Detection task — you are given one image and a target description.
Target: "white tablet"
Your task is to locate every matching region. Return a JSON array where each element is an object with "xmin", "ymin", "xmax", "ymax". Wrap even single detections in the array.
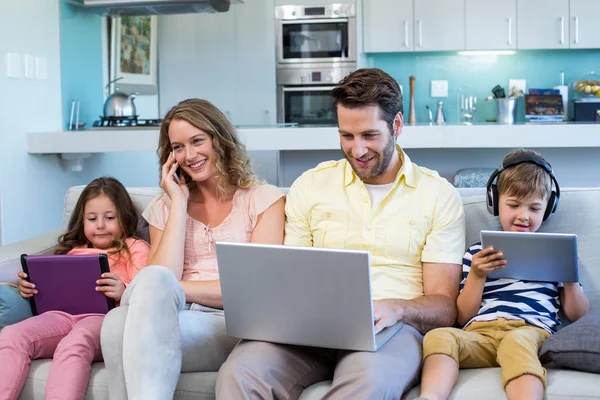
[{"xmin": 480, "ymin": 230, "xmax": 579, "ymax": 282}]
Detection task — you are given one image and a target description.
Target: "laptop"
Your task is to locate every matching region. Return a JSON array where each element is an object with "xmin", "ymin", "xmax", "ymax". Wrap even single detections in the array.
[
  {"xmin": 20, "ymin": 254, "xmax": 116, "ymax": 315},
  {"xmin": 216, "ymin": 242, "xmax": 404, "ymax": 352},
  {"xmin": 480, "ymin": 230, "xmax": 579, "ymax": 282}
]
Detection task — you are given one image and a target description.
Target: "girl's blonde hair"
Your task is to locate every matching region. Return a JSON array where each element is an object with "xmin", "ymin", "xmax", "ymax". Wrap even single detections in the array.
[
  {"xmin": 55, "ymin": 177, "xmax": 139, "ymax": 257},
  {"xmin": 157, "ymin": 98, "xmax": 257, "ymax": 199}
]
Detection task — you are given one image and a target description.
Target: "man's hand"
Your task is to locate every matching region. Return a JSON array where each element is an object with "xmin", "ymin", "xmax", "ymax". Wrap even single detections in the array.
[
  {"xmin": 17, "ymin": 271, "xmax": 37, "ymax": 298},
  {"xmin": 470, "ymin": 247, "xmax": 507, "ymax": 279},
  {"xmin": 373, "ymin": 300, "xmax": 402, "ymax": 334},
  {"xmin": 96, "ymin": 272, "xmax": 126, "ymax": 301}
]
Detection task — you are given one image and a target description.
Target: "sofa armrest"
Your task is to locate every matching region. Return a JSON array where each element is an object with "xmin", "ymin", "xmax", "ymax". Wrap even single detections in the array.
[{"xmin": 0, "ymin": 228, "xmax": 62, "ymax": 285}]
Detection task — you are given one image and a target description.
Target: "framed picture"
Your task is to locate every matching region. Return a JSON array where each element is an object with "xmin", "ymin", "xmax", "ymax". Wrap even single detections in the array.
[{"xmin": 110, "ymin": 16, "xmax": 158, "ymax": 95}]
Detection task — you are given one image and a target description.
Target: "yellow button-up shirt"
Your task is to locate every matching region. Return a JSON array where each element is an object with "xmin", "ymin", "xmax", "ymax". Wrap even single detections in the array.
[{"xmin": 284, "ymin": 147, "xmax": 465, "ymax": 300}]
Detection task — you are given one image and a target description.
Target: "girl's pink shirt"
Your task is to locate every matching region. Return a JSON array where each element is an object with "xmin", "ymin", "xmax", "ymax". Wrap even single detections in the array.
[
  {"xmin": 142, "ymin": 184, "xmax": 284, "ymax": 281},
  {"xmin": 68, "ymin": 237, "xmax": 150, "ymax": 285}
]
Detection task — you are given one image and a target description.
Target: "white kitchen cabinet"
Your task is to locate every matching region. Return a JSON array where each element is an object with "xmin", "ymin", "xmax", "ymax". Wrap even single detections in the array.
[
  {"xmin": 517, "ymin": 0, "xmax": 569, "ymax": 49},
  {"xmin": 466, "ymin": 0, "xmax": 516, "ymax": 50},
  {"xmin": 414, "ymin": 0, "xmax": 465, "ymax": 52},
  {"xmin": 158, "ymin": 0, "xmax": 276, "ymax": 126},
  {"xmin": 363, "ymin": 0, "xmax": 413, "ymax": 52},
  {"xmin": 570, "ymin": 0, "xmax": 600, "ymax": 49},
  {"xmin": 234, "ymin": 0, "xmax": 276, "ymax": 125}
]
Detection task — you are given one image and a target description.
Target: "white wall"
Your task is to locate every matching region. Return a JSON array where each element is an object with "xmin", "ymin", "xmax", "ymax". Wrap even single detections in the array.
[{"xmin": 0, "ymin": 0, "xmax": 96, "ymax": 245}]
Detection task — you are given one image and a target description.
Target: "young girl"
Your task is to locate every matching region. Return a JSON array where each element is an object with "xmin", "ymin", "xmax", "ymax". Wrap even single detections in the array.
[{"xmin": 0, "ymin": 177, "xmax": 150, "ymax": 400}]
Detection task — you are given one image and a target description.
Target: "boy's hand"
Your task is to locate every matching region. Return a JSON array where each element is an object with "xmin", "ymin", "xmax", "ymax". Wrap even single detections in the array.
[
  {"xmin": 96, "ymin": 273, "xmax": 126, "ymax": 301},
  {"xmin": 470, "ymin": 247, "xmax": 507, "ymax": 279},
  {"xmin": 17, "ymin": 271, "xmax": 37, "ymax": 298}
]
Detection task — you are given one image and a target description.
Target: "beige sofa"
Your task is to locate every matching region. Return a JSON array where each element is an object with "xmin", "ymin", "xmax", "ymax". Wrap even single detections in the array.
[{"xmin": 0, "ymin": 186, "xmax": 599, "ymax": 400}]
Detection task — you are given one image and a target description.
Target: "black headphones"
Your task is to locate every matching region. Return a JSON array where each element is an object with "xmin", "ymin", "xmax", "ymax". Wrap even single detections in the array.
[{"xmin": 486, "ymin": 152, "xmax": 560, "ymax": 221}]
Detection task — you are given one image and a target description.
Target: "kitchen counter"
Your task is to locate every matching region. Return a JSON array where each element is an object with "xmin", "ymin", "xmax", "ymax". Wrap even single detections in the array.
[{"xmin": 27, "ymin": 123, "xmax": 600, "ymax": 154}]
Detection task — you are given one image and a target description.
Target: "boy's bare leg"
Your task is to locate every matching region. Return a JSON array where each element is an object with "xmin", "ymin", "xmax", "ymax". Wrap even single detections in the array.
[
  {"xmin": 419, "ymin": 354, "xmax": 459, "ymax": 400},
  {"xmin": 505, "ymin": 374, "xmax": 544, "ymax": 400}
]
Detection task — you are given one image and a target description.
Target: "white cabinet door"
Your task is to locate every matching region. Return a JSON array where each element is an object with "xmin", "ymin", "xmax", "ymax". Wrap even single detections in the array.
[
  {"xmin": 466, "ymin": 0, "xmax": 516, "ymax": 50},
  {"xmin": 517, "ymin": 0, "xmax": 569, "ymax": 49},
  {"xmin": 158, "ymin": 12, "xmax": 237, "ymax": 118},
  {"xmin": 363, "ymin": 0, "xmax": 413, "ymax": 52},
  {"xmin": 570, "ymin": 0, "xmax": 600, "ymax": 49},
  {"xmin": 234, "ymin": 0, "xmax": 277, "ymax": 126},
  {"xmin": 414, "ymin": 0, "xmax": 465, "ymax": 52}
]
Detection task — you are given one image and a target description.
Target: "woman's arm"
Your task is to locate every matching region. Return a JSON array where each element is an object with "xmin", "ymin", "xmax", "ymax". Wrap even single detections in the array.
[
  {"xmin": 181, "ymin": 197, "xmax": 286, "ymax": 308},
  {"xmin": 560, "ymin": 283, "xmax": 589, "ymax": 323}
]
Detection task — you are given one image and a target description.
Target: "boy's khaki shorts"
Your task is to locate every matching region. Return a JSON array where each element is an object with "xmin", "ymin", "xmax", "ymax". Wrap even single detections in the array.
[{"xmin": 423, "ymin": 318, "xmax": 551, "ymax": 388}]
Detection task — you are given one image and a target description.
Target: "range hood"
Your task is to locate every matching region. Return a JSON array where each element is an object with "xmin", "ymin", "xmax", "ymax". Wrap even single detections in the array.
[{"xmin": 76, "ymin": 0, "xmax": 242, "ymax": 16}]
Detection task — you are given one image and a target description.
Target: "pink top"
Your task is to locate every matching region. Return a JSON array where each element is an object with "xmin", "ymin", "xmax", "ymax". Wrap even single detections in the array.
[
  {"xmin": 68, "ymin": 238, "xmax": 150, "ymax": 285},
  {"xmin": 142, "ymin": 184, "xmax": 285, "ymax": 281}
]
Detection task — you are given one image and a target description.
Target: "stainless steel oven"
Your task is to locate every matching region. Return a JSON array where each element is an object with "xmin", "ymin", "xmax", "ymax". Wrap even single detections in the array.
[
  {"xmin": 277, "ymin": 66, "xmax": 355, "ymax": 126},
  {"xmin": 275, "ymin": 4, "xmax": 356, "ymax": 67}
]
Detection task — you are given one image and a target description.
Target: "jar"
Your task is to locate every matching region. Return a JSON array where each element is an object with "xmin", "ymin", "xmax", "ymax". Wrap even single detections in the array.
[{"xmin": 571, "ymin": 71, "xmax": 600, "ymax": 99}]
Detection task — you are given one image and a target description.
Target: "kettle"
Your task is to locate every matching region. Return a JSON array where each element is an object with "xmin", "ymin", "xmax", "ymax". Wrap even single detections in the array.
[{"xmin": 103, "ymin": 77, "xmax": 137, "ymax": 118}]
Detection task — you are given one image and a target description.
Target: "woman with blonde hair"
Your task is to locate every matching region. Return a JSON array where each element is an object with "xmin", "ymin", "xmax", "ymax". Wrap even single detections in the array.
[{"xmin": 100, "ymin": 99, "xmax": 285, "ymax": 399}]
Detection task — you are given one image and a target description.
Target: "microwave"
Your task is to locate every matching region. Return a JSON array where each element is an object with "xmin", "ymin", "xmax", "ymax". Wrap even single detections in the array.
[{"xmin": 275, "ymin": 4, "xmax": 357, "ymax": 67}]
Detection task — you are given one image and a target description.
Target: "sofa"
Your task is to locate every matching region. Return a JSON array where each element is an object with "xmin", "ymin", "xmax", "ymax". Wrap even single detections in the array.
[{"xmin": 0, "ymin": 185, "xmax": 599, "ymax": 400}]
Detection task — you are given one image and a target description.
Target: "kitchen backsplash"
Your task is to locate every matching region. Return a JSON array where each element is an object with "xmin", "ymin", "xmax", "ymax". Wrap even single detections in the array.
[{"xmin": 367, "ymin": 49, "xmax": 600, "ymax": 124}]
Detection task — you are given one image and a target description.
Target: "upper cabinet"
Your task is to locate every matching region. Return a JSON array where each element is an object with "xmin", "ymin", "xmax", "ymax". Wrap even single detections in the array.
[
  {"xmin": 569, "ymin": 0, "xmax": 600, "ymax": 49},
  {"xmin": 363, "ymin": 0, "xmax": 414, "ymax": 52},
  {"xmin": 414, "ymin": 0, "xmax": 465, "ymax": 52},
  {"xmin": 466, "ymin": 0, "xmax": 516, "ymax": 50},
  {"xmin": 517, "ymin": 0, "xmax": 570, "ymax": 49}
]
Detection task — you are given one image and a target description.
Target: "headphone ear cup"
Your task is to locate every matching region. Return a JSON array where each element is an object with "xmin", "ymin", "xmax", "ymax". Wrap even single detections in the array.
[
  {"xmin": 488, "ymin": 184, "xmax": 499, "ymax": 216},
  {"xmin": 543, "ymin": 191, "xmax": 558, "ymax": 221}
]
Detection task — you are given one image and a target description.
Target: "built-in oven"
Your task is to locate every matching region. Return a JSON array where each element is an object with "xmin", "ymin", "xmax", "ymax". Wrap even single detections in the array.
[
  {"xmin": 275, "ymin": 4, "xmax": 356, "ymax": 67},
  {"xmin": 277, "ymin": 66, "xmax": 356, "ymax": 126}
]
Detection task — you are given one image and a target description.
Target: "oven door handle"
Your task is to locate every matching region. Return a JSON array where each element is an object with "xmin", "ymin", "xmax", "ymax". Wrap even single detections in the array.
[
  {"xmin": 281, "ymin": 18, "xmax": 348, "ymax": 25},
  {"xmin": 282, "ymin": 86, "xmax": 337, "ymax": 92}
]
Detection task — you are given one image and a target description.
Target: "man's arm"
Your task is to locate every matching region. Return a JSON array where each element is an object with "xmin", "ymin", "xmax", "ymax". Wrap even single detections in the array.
[{"xmin": 374, "ymin": 261, "xmax": 461, "ymax": 334}]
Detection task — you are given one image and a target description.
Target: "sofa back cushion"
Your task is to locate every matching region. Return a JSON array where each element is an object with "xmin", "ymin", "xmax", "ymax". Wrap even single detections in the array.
[{"xmin": 63, "ymin": 186, "xmax": 599, "ymax": 312}]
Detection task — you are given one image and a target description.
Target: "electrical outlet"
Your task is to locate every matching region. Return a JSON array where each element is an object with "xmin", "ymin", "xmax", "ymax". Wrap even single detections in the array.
[
  {"xmin": 24, "ymin": 55, "xmax": 35, "ymax": 79},
  {"xmin": 431, "ymin": 80, "xmax": 448, "ymax": 98}
]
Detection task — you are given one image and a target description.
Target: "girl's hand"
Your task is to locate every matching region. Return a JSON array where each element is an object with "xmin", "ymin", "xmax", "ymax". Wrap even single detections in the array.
[
  {"xmin": 160, "ymin": 152, "xmax": 189, "ymax": 203},
  {"xmin": 17, "ymin": 271, "xmax": 37, "ymax": 298},
  {"xmin": 96, "ymin": 272, "xmax": 126, "ymax": 301},
  {"xmin": 470, "ymin": 246, "xmax": 507, "ymax": 279}
]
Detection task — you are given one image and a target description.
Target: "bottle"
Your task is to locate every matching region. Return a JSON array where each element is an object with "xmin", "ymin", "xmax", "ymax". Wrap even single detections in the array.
[
  {"xmin": 435, "ymin": 101, "xmax": 446, "ymax": 125},
  {"xmin": 554, "ymin": 71, "xmax": 568, "ymax": 120}
]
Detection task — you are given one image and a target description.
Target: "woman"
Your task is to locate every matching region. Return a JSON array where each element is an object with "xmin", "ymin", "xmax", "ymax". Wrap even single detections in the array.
[{"xmin": 100, "ymin": 99, "xmax": 285, "ymax": 399}]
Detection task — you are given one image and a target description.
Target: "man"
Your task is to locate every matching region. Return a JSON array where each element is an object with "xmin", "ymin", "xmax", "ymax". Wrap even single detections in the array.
[{"xmin": 216, "ymin": 68, "xmax": 466, "ymax": 399}]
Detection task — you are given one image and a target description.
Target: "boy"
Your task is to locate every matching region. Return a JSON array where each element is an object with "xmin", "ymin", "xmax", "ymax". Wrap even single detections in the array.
[{"xmin": 416, "ymin": 149, "xmax": 589, "ymax": 400}]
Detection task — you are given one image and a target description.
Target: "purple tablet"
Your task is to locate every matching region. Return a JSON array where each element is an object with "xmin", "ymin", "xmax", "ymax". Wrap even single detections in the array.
[{"xmin": 20, "ymin": 254, "xmax": 116, "ymax": 315}]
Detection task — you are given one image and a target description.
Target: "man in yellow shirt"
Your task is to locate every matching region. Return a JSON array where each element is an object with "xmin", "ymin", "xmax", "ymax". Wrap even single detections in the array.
[{"xmin": 217, "ymin": 68, "xmax": 466, "ymax": 399}]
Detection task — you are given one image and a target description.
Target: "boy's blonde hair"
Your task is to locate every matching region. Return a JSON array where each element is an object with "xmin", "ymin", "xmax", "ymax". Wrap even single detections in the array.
[{"xmin": 497, "ymin": 149, "xmax": 552, "ymax": 201}]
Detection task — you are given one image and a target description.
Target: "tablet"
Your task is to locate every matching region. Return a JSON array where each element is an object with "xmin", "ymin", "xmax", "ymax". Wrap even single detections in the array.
[
  {"xmin": 480, "ymin": 230, "xmax": 579, "ymax": 282},
  {"xmin": 20, "ymin": 254, "xmax": 116, "ymax": 315}
]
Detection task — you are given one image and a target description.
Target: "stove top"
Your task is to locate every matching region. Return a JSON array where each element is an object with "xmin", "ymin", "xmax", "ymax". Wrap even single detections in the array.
[{"xmin": 91, "ymin": 116, "xmax": 162, "ymax": 128}]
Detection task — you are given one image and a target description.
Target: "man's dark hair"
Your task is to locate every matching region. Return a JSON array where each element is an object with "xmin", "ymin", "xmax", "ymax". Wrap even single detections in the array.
[{"xmin": 331, "ymin": 68, "xmax": 403, "ymax": 133}]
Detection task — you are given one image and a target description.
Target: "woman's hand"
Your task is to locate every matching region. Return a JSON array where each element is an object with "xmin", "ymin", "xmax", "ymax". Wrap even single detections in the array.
[
  {"xmin": 470, "ymin": 246, "xmax": 507, "ymax": 279},
  {"xmin": 17, "ymin": 271, "xmax": 37, "ymax": 298},
  {"xmin": 160, "ymin": 152, "xmax": 190, "ymax": 203},
  {"xmin": 96, "ymin": 272, "xmax": 126, "ymax": 301}
]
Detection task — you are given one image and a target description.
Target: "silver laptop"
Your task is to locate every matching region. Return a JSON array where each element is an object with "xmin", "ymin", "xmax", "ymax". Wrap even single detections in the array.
[
  {"xmin": 480, "ymin": 230, "xmax": 579, "ymax": 282},
  {"xmin": 216, "ymin": 242, "xmax": 404, "ymax": 352}
]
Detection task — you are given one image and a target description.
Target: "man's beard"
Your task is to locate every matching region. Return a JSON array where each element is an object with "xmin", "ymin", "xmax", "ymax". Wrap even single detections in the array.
[{"xmin": 344, "ymin": 134, "xmax": 396, "ymax": 181}]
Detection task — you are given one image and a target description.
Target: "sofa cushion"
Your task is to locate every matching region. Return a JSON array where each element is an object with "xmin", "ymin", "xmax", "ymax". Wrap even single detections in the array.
[
  {"xmin": 539, "ymin": 313, "xmax": 600, "ymax": 373},
  {"xmin": 0, "ymin": 284, "xmax": 32, "ymax": 331}
]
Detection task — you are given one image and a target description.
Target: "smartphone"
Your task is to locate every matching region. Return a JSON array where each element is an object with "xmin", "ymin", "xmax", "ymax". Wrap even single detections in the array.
[{"xmin": 171, "ymin": 150, "xmax": 181, "ymax": 184}]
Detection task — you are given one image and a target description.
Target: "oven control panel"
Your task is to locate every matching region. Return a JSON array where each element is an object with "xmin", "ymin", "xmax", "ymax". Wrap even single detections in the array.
[{"xmin": 277, "ymin": 67, "xmax": 356, "ymax": 86}]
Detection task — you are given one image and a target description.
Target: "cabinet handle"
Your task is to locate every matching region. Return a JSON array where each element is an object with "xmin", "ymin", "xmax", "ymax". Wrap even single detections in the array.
[
  {"xmin": 418, "ymin": 20, "xmax": 423, "ymax": 47},
  {"xmin": 404, "ymin": 20, "xmax": 409, "ymax": 47},
  {"xmin": 574, "ymin": 16, "xmax": 579, "ymax": 44},
  {"xmin": 507, "ymin": 17, "xmax": 512, "ymax": 46},
  {"xmin": 560, "ymin": 17, "xmax": 565, "ymax": 44}
]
